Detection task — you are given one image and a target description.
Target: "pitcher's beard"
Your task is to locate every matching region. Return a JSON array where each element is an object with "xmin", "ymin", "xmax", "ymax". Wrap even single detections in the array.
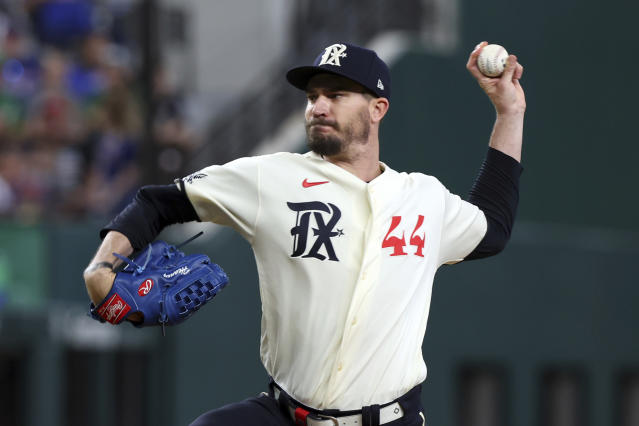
[
  {"xmin": 307, "ymin": 132, "xmax": 344, "ymax": 157},
  {"xmin": 306, "ymin": 109, "xmax": 371, "ymax": 157}
]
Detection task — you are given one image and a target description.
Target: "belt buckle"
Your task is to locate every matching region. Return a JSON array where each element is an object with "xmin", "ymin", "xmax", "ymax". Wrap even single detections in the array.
[
  {"xmin": 294, "ymin": 407, "xmax": 339, "ymax": 426},
  {"xmin": 276, "ymin": 385, "xmax": 340, "ymax": 426},
  {"xmin": 312, "ymin": 413, "xmax": 339, "ymax": 426}
]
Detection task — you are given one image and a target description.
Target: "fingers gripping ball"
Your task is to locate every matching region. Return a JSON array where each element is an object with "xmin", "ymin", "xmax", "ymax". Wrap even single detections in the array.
[
  {"xmin": 477, "ymin": 44, "xmax": 509, "ymax": 77},
  {"xmin": 89, "ymin": 238, "xmax": 228, "ymax": 335}
]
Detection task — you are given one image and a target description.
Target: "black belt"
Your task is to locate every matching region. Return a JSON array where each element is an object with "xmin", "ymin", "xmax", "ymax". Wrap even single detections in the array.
[{"xmin": 269, "ymin": 381, "xmax": 424, "ymax": 426}]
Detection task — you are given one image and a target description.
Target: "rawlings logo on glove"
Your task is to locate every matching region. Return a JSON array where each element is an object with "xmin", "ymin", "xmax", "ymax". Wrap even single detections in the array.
[
  {"xmin": 138, "ymin": 279, "xmax": 154, "ymax": 296},
  {"xmin": 163, "ymin": 266, "xmax": 190, "ymax": 278},
  {"xmin": 98, "ymin": 294, "xmax": 131, "ymax": 323},
  {"xmin": 89, "ymin": 233, "xmax": 228, "ymax": 335}
]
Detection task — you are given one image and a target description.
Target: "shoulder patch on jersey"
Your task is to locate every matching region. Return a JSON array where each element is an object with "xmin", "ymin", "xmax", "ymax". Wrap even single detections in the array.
[{"xmin": 184, "ymin": 172, "xmax": 207, "ymax": 184}]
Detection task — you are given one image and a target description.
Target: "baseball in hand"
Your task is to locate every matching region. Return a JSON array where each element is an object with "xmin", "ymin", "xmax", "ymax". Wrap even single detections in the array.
[{"xmin": 477, "ymin": 44, "xmax": 509, "ymax": 77}]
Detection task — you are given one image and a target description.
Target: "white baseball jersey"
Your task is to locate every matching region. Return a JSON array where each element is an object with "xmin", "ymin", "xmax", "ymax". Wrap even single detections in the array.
[{"xmin": 184, "ymin": 151, "xmax": 487, "ymax": 410}]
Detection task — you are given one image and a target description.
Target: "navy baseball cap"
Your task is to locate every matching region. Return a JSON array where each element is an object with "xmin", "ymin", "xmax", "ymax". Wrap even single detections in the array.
[{"xmin": 286, "ymin": 43, "xmax": 391, "ymax": 100}]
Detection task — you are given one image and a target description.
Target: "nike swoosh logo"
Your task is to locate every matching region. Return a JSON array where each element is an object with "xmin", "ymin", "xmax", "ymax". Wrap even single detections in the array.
[{"xmin": 302, "ymin": 178, "xmax": 330, "ymax": 188}]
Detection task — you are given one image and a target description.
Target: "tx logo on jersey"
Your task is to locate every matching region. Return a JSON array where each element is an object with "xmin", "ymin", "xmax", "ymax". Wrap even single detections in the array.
[
  {"xmin": 287, "ymin": 201, "xmax": 342, "ymax": 261},
  {"xmin": 318, "ymin": 44, "xmax": 347, "ymax": 67}
]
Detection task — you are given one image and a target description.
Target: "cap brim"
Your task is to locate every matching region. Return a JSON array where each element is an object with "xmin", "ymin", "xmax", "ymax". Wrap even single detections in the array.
[{"xmin": 286, "ymin": 66, "xmax": 352, "ymax": 92}]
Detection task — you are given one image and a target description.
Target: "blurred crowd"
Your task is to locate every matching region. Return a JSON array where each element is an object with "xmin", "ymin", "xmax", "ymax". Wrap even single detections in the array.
[{"xmin": 0, "ymin": 0, "xmax": 196, "ymax": 222}]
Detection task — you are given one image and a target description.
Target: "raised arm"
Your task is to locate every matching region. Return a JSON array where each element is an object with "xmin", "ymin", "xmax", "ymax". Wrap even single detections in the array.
[
  {"xmin": 464, "ymin": 42, "xmax": 526, "ymax": 260},
  {"xmin": 466, "ymin": 41, "xmax": 526, "ymax": 162}
]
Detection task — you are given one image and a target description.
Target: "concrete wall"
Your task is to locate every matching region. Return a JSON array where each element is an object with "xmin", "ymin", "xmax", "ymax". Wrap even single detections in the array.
[{"xmin": 160, "ymin": 0, "xmax": 293, "ymax": 120}]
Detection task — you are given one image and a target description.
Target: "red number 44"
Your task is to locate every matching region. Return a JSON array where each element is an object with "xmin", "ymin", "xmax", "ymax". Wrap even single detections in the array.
[{"xmin": 382, "ymin": 215, "xmax": 426, "ymax": 257}]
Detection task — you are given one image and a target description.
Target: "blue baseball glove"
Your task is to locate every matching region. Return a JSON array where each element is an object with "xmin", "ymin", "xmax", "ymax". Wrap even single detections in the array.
[{"xmin": 89, "ymin": 235, "xmax": 228, "ymax": 335}]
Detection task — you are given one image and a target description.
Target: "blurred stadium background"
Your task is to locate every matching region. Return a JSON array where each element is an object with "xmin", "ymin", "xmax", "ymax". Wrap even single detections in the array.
[{"xmin": 0, "ymin": 0, "xmax": 638, "ymax": 425}]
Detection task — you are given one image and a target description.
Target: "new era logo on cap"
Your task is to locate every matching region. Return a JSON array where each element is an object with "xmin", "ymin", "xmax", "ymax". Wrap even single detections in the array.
[{"xmin": 286, "ymin": 42, "xmax": 391, "ymax": 99}]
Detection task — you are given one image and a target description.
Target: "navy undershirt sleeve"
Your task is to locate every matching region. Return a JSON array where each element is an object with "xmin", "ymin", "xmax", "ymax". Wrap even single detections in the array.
[
  {"xmin": 99, "ymin": 182, "xmax": 199, "ymax": 251},
  {"xmin": 465, "ymin": 147, "xmax": 523, "ymax": 260}
]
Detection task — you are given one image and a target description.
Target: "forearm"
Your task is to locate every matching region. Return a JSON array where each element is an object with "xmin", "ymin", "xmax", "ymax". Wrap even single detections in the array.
[
  {"xmin": 83, "ymin": 231, "xmax": 133, "ymax": 304},
  {"xmin": 466, "ymin": 42, "xmax": 526, "ymax": 163},
  {"xmin": 488, "ymin": 110, "xmax": 524, "ymax": 163}
]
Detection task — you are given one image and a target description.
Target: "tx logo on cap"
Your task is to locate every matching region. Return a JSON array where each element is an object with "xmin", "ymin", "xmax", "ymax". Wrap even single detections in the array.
[{"xmin": 319, "ymin": 44, "xmax": 347, "ymax": 67}]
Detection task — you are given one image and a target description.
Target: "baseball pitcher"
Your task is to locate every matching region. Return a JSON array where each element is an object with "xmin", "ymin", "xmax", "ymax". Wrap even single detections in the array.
[{"xmin": 83, "ymin": 41, "xmax": 525, "ymax": 426}]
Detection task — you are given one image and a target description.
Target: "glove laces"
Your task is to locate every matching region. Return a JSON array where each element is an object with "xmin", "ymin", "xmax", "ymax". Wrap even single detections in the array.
[{"xmin": 112, "ymin": 246, "xmax": 153, "ymax": 275}]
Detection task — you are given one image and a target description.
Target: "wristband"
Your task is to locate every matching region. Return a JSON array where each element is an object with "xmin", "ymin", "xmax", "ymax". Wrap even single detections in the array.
[{"xmin": 86, "ymin": 261, "xmax": 114, "ymax": 273}]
